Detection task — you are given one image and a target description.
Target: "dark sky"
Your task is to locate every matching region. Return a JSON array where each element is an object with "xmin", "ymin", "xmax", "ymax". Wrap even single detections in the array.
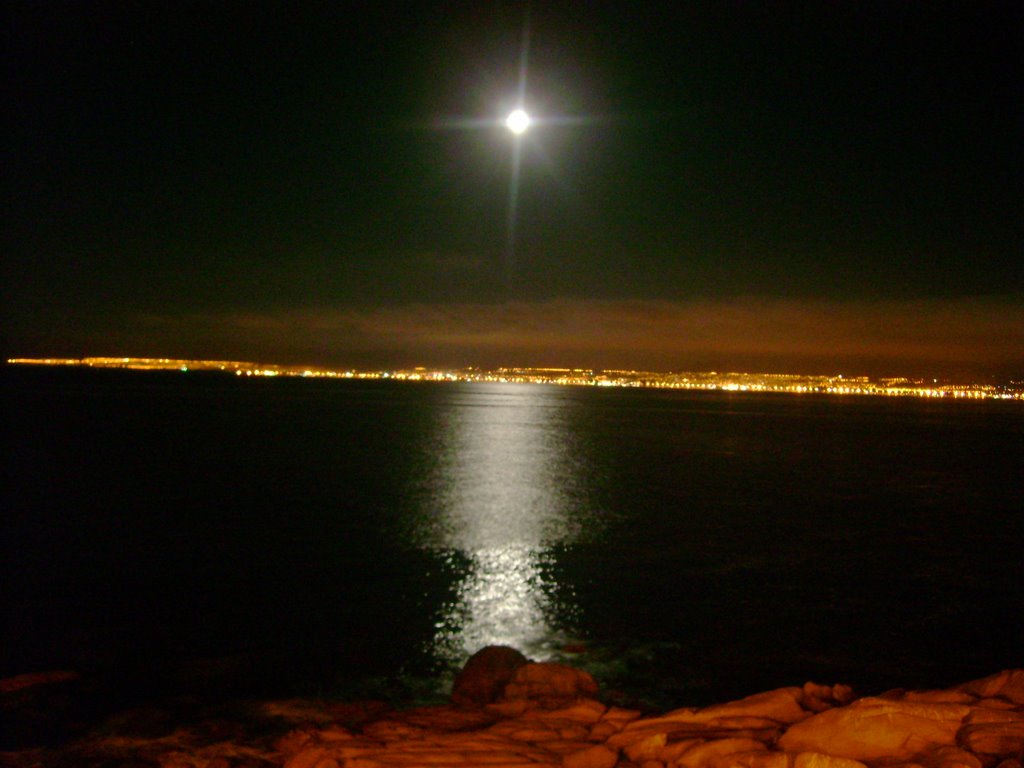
[{"xmin": 4, "ymin": 1, "xmax": 1022, "ymax": 377}]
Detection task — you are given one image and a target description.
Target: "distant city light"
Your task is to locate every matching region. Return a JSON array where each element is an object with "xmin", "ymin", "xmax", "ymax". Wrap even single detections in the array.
[
  {"xmin": 5, "ymin": 358, "xmax": 1020, "ymax": 400},
  {"xmin": 506, "ymin": 109, "xmax": 531, "ymax": 134}
]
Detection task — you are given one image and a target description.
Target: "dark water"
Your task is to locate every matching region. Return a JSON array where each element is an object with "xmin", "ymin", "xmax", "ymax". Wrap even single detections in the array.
[{"xmin": 3, "ymin": 367, "xmax": 1022, "ymax": 708}]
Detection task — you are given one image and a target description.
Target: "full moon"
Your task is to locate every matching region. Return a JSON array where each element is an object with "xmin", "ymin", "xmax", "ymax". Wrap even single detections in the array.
[{"xmin": 506, "ymin": 109, "xmax": 531, "ymax": 134}]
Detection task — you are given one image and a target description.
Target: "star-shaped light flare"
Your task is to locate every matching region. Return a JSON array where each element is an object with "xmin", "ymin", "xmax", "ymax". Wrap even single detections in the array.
[{"xmin": 419, "ymin": 7, "xmax": 608, "ymax": 281}]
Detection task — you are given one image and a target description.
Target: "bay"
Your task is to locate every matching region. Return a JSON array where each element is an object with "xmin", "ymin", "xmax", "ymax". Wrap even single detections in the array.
[{"xmin": 3, "ymin": 366, "xmax": 1022, "ymax": 707}]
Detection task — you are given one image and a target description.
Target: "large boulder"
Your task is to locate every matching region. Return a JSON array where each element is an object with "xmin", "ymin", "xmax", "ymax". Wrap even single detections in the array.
[
  {"xmin": 502, "ymin": 662, "xmax": 599, "ymax": 702},
  {"xmin": 777, "ymin": 697, "xmax": 970, "ymax": 762},
  {"xmin": 451, "ymin": 646, "xmax": 529, "ymax": 706}
]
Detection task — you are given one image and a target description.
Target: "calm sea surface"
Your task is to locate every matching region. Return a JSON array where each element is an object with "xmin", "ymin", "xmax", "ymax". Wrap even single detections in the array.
[{"xmin": 3, "ymin": 367, "xmax": 1022, "ymax": 707}]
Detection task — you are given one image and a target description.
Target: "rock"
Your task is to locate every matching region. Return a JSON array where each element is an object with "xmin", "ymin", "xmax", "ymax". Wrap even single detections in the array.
[
  {"xmin": 623, "ymin": 686, "xmax": 808, "ymax": 735},
  {"xmin": 556, "ymin": 724, "xmax": 591, "ymax": 741},
  {"xmin": 959, "ymin": 703, "xmax": 1024, "ymax": 757},
  {"xmin": 957, "ymin": 720, "xmax": 1024, "ymax": 759},
  {"xmin": 362, "ymin": 720, "xmax": 426, "ymax": 740},
  {"xmin": 696, "ymin": 687, "xmax": 808, "ymax": 725},
  {"xmin": 563, "ymin": 744, "xmax": 619, "ymax": 768},
  {"xmin": 499, "ymin": 722, "xmax": 563, "ymax": 742},
  {"xmin": 976, "ymin": 699, "xmax": 1019, "ymax": 711},
  {"xmin": 536, "ymin": 699, "xmax": 607, "ymax": 725},
  {"xmin": 792, "ymin": 752, "xmax": 868, "ymax": 768},
  {"xmin": 101, "ymin": 706, "xmax": 177, "ymax": 739},
  {"xmin": 957, "ymin": 671, "xmax": 1024, "ymax": 706},
  {"xmin": 538, "ymin": 738, "xmax": 595, "ymax": 755},
  {"xmin": 588, "ymin": 705, "xmax": 642, "ymax": 741},
  {"xmin": 601, "ymin": 706, "xmax": 644, "ymax": 725},
  {"xmin": 801, "ymin": 683, "xmax": 837, "ymax": 713},
  {"xmin": 657, "ymin": 738, "xmax": 704, "ymax": 762},
  {"xmin": 919, "ymin": 745, "xmax": 983, "ymax": 768},
  {"xmin": 588, "ymin": 720, "xmax": 620, "ymax": 741},
  {"xmin": 284, "ymin": 746, "xmax": 328, "ymax": 768},
  {"xmin": 486, "ymin": 699, "xmax": 533, "ymax": 718},
  {"xmin": 260, "ymin": 698, "xmax": 391, "ymax": 728},
  {"xmin": 777, "ymin": 697, "xmax": 970, "ymax": 762},
  {"xmin": 396, "ymin": 704, "xmax": 498, "ymax": 732},
  {"xmin": 7, "ymin": 663, "xmax": 1024, "ymax": 768},
  {"xmin": 0, "ymin": 668, "xmax": 91, "ymax": 749},
  {"xmin": 319, "ymin": 725, "xmax": 355, "ymax": 742},
  {"xmin": 275, "ymin": 727, "xmax": 317, "ymax": 755},
  {"xmin": 882, "ymin": 690, "xmax": 978, "ymax": 706},
  {"xmin": 964, "ymin": 708, "xmax": 1024, "ymax": 725},
  {"xmin": 610, "ymin": 721, "xmax": 780, "ymax": 751},
  {"xmin": 325, "ymin": 700, "xmax": 394, "ymax": 729},
  {"xmin": 0, "ymin": 671, "xmax": 80, "ymax": 694},
  {"xmin": 452, "ymin": 646, "xmax": 530, "ymax": 706},
  {"xmin": 623, "ymin": 732, "xmax": 667, "ymax": 762},
  {"xmin": 719, "ymin": 751, "xmax": 793, "ymax": 768},
  {"xmin": 672, "ymin": 736, "xmax": 767, "ymax": 767},
  {"xmin": 502, "ymin": 663, "xmax": 599, "ymax": 702},
  {"xmin": 802, "ymin": 683, "xmax": 856, "ymax": 713}
]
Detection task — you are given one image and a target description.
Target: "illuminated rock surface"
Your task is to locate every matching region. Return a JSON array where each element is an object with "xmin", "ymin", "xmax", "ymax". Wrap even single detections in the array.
[
  {"xmin": 452, "ymin": 646, "xmax": 530, "ymax": 706},
  {"xmin": 2, "ymin": 657, "xmax": 1023, "ymax": 767},
  {"xmin": 776, "ymin": 697, "xmax": 969, "ymax": 760}
]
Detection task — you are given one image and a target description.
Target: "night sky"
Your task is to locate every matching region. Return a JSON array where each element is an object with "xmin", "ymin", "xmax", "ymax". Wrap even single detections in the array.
[{"xmin": 4, "ymin": 2, "xmax": 1022, "ymax": 378}]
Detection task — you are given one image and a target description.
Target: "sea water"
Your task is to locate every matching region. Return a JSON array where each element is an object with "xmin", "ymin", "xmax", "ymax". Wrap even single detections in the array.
[{"xmin": 3, "ymin": 367, "xmax": 1022, "ymax": 707}]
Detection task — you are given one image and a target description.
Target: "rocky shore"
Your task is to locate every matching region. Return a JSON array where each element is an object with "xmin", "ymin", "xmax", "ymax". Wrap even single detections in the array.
[{"xmin": 2, "ymin": 647, "xmax": 1022, "ymax": 768}]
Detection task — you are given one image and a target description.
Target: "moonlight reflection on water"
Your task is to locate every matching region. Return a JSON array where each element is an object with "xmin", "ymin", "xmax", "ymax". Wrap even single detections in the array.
[
  {"xmin": 416, "ymin": 384, "xmax": 594, "ymax": 662},
  {"xmin": 433, "ymin": 545, "xmax": 559, "ymax": 662}
]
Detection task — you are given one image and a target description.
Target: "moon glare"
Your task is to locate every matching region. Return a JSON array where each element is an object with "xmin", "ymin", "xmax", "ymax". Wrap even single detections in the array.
[{"xmin": 506, "ymin": 109, "xmax": 531, "ymax": 134}]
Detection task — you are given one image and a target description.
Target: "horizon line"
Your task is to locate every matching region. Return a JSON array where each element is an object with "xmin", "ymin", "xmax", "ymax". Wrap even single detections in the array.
[{"xmin": 7, "ymin": 357, "xmax": 1022, "ymax": 401}]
